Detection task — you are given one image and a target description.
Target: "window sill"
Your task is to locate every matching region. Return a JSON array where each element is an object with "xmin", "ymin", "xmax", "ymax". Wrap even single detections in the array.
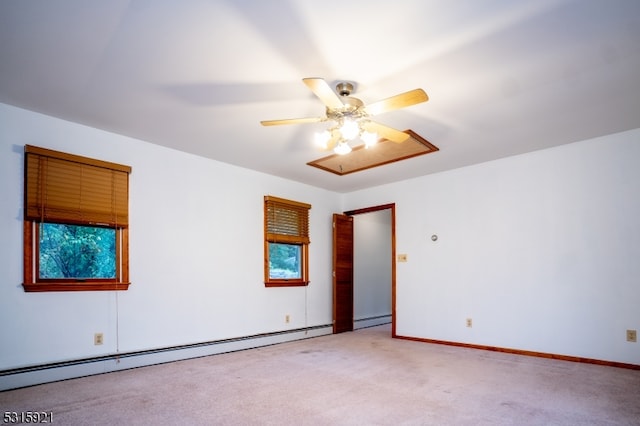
[
  {"xmin": 265, "ymin": 281, "xmax": 309, "ymax": 288},
  {"xmin": 23, "ymin": 282, "xmax": 131, "ymax": 292}
]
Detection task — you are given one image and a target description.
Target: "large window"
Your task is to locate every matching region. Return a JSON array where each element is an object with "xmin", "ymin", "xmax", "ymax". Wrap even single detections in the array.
[
  {"xmin": 264, "ymin": 196, "xmax": 311, "ymax": 287},
  {"xmin": 23, "ymin": 145, "xmax": 131, "ymax": 292}
]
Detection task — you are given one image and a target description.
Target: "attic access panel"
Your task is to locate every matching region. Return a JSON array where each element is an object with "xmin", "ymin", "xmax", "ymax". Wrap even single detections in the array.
[{"xmin": 307, "ymin": 130, "xmax": 438, "ymax": 176}]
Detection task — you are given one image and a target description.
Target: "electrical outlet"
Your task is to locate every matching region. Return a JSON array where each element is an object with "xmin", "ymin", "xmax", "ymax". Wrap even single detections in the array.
[
  {"xmin": 466, "ymin": 318, "xmax": 473, "ymax": 328},
  {"xmin": 397, "ymin": 254, "xmax": 408, "ymax": 262},
  {"xmin": 94, "ymin": 333, "xmax": 104, "ymax": 345},
  {"xmin": 285, "ymin": 315, "xmax": 290, "ymax": 324},
  {"xmin": 627, "ymin": 329, "xmax": 637, "ymax": 343}
]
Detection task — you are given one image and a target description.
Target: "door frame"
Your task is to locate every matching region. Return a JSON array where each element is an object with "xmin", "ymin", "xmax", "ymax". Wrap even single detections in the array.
[{"xmin": 339, "ymin": 203, "xmax": 396, "ymax": 336}]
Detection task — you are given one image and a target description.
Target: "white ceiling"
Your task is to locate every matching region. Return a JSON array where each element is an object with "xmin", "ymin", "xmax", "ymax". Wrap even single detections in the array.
[{"xmin": 1, "ymin": 0, "xmax": 639, "ymax": 193}]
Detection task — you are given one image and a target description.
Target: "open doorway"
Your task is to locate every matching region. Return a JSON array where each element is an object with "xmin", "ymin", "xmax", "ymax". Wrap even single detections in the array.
[
  {"xmin": 353, "ymin": 209, "xmax": 392, "ymax": 329},
  {"xmin": 332, "ymin": 204, "xmax": 396, "ymax": 335}
]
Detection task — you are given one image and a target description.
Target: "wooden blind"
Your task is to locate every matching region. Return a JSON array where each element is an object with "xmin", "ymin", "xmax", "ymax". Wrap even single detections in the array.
[
  {"xmin": 264, "ymin": 196, "xmax": 311, "ymax": 244},
  {"xmin": 24, "ymin": 145, "xmax": 131, "ymax": 227}
]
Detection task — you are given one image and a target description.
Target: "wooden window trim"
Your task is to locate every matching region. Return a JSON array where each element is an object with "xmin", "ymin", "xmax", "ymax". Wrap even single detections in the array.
[
  {"xmin": 264, "ymin": 196, "xmax": 311, "ymax": 287},
  {"xmin": 22, "ymin": 145, "xmax": 131, "ymax": 292}
]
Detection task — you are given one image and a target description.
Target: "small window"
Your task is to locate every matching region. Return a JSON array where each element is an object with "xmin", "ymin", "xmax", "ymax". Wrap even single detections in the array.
[
  {"xmin": 23, "ymin": 145, "xmax": 131, "ymax": 292},
  {"xmin": 264, "ymin": 196, "xmax": 311, "ymax": 287}
]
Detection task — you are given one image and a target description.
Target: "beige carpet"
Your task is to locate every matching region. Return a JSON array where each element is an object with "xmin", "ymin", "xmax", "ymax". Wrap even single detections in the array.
[{"xmin": 2, "ymin": 325, "xmax": 639, "ymax": 425}]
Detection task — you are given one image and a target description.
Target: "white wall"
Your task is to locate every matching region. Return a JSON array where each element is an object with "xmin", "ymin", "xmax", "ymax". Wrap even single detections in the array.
[
  {"xmin": 354, "ymin": 210, "xmax": 392, "ymax": 323},
  {"xmin": 346, "ymin": 129, "xmax": 640, "ymax": 365},
  {"xmin": 2, "ymin": 101, "xmax": 638, "ymax": 380},
  {"xmin": 0, "ymin": 103, "xmax": 341, "ymax": 372}
]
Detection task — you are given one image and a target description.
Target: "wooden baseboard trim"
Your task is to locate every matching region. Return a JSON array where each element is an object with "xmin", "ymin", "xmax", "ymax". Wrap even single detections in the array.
[{"xmin": 395, "ymin": 335, "xmax": 640, "ymax": 370}]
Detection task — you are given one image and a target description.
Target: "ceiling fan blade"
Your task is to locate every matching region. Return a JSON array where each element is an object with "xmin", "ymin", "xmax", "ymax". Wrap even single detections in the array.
[
  {"xmin": 363, "ymin": 121, "xmax": 410, "ymax": 143},
  {"xmin": 260, "ymin": 117, "xmax": 323, "ymax": 126},
  {"xmin": 302, "ymin": 77, "xmax": 344, "ymax": 110},
  {"xmin": 363, "ymin": 88, "xmax": 428, "ymax": 116}
]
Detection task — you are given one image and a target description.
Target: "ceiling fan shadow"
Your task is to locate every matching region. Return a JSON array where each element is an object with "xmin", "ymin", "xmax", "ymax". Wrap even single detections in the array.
[
  {"xmin": 162, "ymin": 82, "xmax": 307, "ymax": 106},
  {"xmin": 224, "ymin": 0, "xmax": 332, "ymax": 77}
]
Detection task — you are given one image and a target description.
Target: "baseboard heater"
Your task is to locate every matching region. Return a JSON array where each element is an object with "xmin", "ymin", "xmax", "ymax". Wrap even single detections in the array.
[
  {"xmin": 354, "ymin": 314, "xmax": 392, "ymax": 330},
  {"xmin": 0, "ymin": 324, "xmax": 333, "ymax": 391}
]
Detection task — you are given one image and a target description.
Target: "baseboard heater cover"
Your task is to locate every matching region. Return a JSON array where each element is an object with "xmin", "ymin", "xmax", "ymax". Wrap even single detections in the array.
[
  {"xmin": 354, "ymin": 314, "xmax": 392, "ymax": 330},
  {"xmin": 0, "ymin": 324, "xmax": 333, "ymax": 391}
]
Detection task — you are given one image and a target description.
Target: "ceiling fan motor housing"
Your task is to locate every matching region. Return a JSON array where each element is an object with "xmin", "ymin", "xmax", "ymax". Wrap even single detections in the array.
[{"xmin": 326, "ymin": 96, "xmax": 365, "ymax": 121}]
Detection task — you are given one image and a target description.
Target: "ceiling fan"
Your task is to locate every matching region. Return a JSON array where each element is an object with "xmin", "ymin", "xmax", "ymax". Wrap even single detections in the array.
[{"xmin": 260, "ymin": 78, "xmax": 428, "ymax": 154}]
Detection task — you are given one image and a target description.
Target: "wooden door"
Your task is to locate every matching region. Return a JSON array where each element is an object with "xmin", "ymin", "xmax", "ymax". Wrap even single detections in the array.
[{"xmin": 333, "ymin": 213, "xmax": 354, "ymax": 333}]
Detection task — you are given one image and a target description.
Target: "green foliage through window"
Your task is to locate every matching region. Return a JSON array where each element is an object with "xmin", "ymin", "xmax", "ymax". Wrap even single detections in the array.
[
  {"xmin": 268, "ymin": 243, "xmax": 301, "ymax": 279},
  {"xmin": 39, "ymin": 223, "xmax": 116, "ymax": 279}
]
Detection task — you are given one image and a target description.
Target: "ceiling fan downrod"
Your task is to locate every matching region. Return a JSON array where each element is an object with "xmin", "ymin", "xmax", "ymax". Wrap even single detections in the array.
[{"xmin": 335, "ymin": 82, "xmax": 354, "ymax": 97}]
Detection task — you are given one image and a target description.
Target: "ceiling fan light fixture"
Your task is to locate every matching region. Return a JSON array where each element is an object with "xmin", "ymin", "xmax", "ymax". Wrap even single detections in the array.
[
  {"xmin": 339, "ymin": 119, "xmax": 360, "ymax": 140},
  {"xmin": 334, "ymin": 141, "xmax": 352, "ymax": 155},
  {"xmin": 314, "ymin": 130, "xmax": 331, "ymax": 149},
  {"xmin": 361, "ymin": 130, "xmax": 378, "ymax": 148}
]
